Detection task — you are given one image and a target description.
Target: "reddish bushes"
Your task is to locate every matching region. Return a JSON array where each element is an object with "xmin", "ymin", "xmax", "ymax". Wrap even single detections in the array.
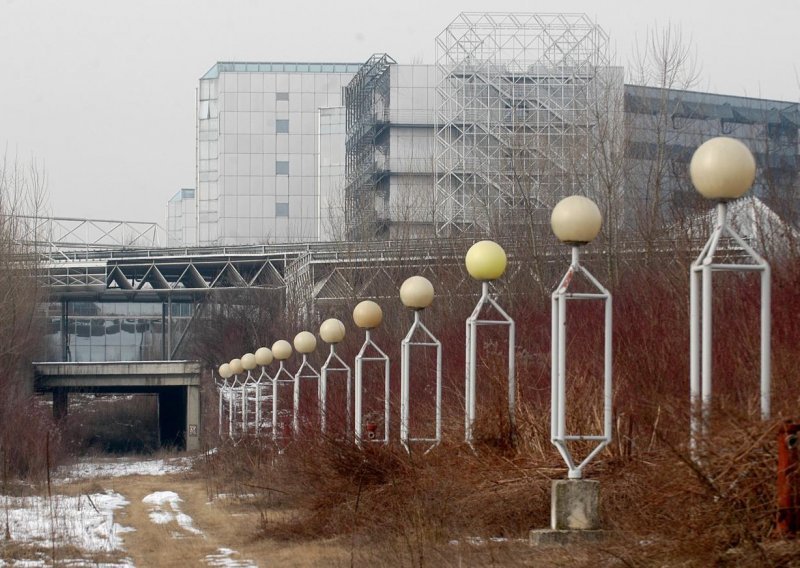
[{"xmin": 198, "ymin": 251, "xmax": 800, "ymax": 564}]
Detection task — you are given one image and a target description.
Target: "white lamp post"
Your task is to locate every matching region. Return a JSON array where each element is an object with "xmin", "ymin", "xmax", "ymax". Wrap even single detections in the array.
[
  {"xmin": 253, "ymin": 347, "xmax": 273, "ymax": 435},
  {"xmin": 319, "ymin": 318, "xmax": 351, "ymax": 435},
  {"xmin": 353, "ymin": 300, "xmax": 390, "ymax": 447},
  {"xmin": 217, "ymin": 363, "xmax": 233, "ymax": 437},
  {"xmin": 550, "ymin": 195, "xmax": 612, "ymax": 480},
  {"xmin": 240, "ymin": 352, "xmax": 257, "ymax": 434},
  {"xmin": 399, "ymin": 275, "xmax": 442, "ymax": 453},
  {"xmin": 464, "ymin": 240, "xmax": 515, "ymax": 448},
  {"xmin": 228, "ymin": 358, "xmax": 244, "ymax": 438},
  {"xmin": 271, "ymin": 339, "xmax": 294, "ymax": 443},
  {"xmin": 293, "ymin": 331, "xmax": 320, "ymax": 435},
  {"xmin": 688, "ymin": 137, "xmax": 770, "ymax": 453}
]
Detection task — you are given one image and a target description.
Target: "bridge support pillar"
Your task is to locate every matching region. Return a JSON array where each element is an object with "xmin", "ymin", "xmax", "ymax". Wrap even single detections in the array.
[
  {"xmin": 53, "ymin": 389, "xmax": 69, "ymax": 420},
  {"xmin": 186, "ymin": 385, "xmax": 200, "ymax": 451},
  {"xmin": 158, "ymin": 388, "xmax": 186, "ymax": 449}
]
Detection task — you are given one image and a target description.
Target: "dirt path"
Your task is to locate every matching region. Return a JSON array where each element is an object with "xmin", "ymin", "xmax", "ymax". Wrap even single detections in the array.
[{"xmin": 66, "ymin": 472, "xmax": 348, "ymax": 567}]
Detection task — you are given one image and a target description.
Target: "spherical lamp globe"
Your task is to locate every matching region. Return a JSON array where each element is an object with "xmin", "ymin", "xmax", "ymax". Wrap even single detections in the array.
[
  {"xmin": 218, "ymin": 363, "xmax": 232, "ymax": 379},
  {"xmin": 254, "ymin": 347, "xmax": 273, "ymax": 366},
  {"xmin": 465, "ymin": 240, "xmax": 507, "ymax": 281},
  {"xmin": 690, "ymin": 137, "xmax": 756, "ymax": 201},
  {"xmin": 271, "ymin": 340, "xmax": 293, "ymax": 361},
  {"xmin": 229, "ymin": 358, "xmax": 244, "ymax": 375},
  {"xmin": 353, "ymin": 300, "xmax": 383, "ymax": 329},
  {"xmin": 551, "ymin": 196, "xmax": 602, "ymax": 245},
  {"xmin": 400, "ymin": 275, "xmax": 435, "ymax": 310},
  {"xmin": 319, "ymin": 318, "xmax": 346, "ymax": 344},
  {"xmin": 293, "ymin": 331, "xmax": 317, "ymax": 354},
  {"xmin": 241, "ymin": 352, "xmax": 257, "ymax": 371}
]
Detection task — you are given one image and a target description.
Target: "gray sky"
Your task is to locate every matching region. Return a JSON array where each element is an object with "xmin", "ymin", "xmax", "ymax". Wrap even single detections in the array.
[{"xmin": 2, "ymin": 0, "xmax": 798, "ymax": 225}]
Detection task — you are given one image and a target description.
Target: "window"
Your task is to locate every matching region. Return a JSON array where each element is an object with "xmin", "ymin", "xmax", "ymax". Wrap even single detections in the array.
[
  {"xmin": 276, "ymin": 160, "xmax": 289, "ymax": 175},
  {"xmin": 276, "ymin": 119, "xmax": 289, "ymax": 133},
  {"xmin": 276, "ymin": 92, "xmax": 289, "ymax": 101},
  {"xmin": 276, "ymin": 202, "xmax": 289, "ymax": 217}
]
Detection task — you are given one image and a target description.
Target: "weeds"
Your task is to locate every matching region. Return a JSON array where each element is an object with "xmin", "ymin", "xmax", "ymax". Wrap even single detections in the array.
[{"xmin": 193, "ymin": 247, "xmax": 800, "ymax": 565}]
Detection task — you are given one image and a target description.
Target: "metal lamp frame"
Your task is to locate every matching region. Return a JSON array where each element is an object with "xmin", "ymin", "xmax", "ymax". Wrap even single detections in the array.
[
  {"xmin": 253, "ymin": 366, "xmax": 272, "ymax": 436},
  {"xmin": 320, "ymin": 344, "xmax": 352, "ymax": 435},
  {"xmin": 354, "ymin": 329, "xmax": 390, "ymax": 447},
  {"xmin": 271, "ymin": 361, "xmax": 295, "ymax": 442},
  {"xmin": 240, "ymin": 370, "xmax": 256, "ymax": 435},
  {"xmin": 690, "ymin": 201, "xmax": 771, "ymax": 452},
  {"xmin": 400, "ymin": 310, "xmax": 442, "ymax": 453},
  {"xmin": 465, "ymin": 281, "xmax": 515, "ymax": 447},
  {"xmin": 293, "ymin": 354, "xmax": 320, "ymax": 434},
  {"xmin": 551, "ymin": 246, "xmax": 613, "ymax": 479}
]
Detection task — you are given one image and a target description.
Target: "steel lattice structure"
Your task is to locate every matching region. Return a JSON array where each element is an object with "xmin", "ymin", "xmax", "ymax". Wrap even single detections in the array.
[{"xmin": 434, "ymin": 13, "xmax": 610, "ymax": 234}]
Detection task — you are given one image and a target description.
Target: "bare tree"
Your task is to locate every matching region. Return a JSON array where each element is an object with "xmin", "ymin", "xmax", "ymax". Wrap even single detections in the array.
[
  {"xmin": 0, "ymin": 153, "xmax": 56, "ymax": 478},
  {"xmin": 626, "ymin": 24, "xmax": 702, "ymax": 247}
]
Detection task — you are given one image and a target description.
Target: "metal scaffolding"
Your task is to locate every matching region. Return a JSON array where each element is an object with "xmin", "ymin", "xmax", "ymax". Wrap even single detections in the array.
[
  {"xmin": 434, "ymin": 13, "xmax": 610, "ymax": 234},
  {"xmin": 344, "ymin": 53, "xmax": 396, "ymax": 239}
]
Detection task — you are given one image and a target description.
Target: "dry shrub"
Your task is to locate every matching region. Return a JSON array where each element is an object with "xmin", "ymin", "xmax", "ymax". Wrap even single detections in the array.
[
  {"xmin": 197, "ymin": 248, "xmax": 800, "ymax": 566},
  {"xmin": 231, "ymin": 436, "xmax": 552, "ymax": 546},
  {"xmin": 599, "ymin": 410, "xmax": 800, "ymax": 566},
  {"xmin": 0, "ymin": 399, "xmax": 63, "ymax": 482},
  {"xmin": 61, "ymin": 394, "xmax": 159, "ymax": 454}
]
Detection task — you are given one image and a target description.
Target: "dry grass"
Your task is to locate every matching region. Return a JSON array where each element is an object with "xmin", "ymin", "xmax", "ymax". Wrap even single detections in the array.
[
  {"xmin": 193, "ymin": 255, "xmax": 800, "ymax": 566},
  {"xmin": 110, "ymin": 472, "xmax": 353, "ymax": 567}
]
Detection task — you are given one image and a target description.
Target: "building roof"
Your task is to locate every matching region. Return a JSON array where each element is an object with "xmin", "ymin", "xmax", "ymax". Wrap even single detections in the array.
[
  {"xmin": 201, "ymin": 61, "xmax": 362, "ymax": 80},
  {"xmin": 169, "ymin": 188, "xmax": 195, "ymax": 202},
  {"xmin": 625, "ymin": 84, "xmax": 800, "ymax": 125}
]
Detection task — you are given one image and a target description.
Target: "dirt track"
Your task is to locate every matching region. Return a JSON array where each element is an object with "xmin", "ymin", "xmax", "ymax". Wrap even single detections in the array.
[{"xmin": 64, "ymin": 472, "xmax": 349, "ymax": 567}]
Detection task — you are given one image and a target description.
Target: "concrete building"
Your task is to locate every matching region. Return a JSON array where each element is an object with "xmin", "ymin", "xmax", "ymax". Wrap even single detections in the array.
[
  {"xmin": 344, "ymin": 55, "xmax": 440, "ymax": 239},
  {"xmin": 194, "ymin": 61, "xmax": 360, "ymax": 245}
]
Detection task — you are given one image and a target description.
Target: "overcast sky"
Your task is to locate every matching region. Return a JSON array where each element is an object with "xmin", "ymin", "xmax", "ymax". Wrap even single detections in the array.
[{"xmin": 1, "ymin": 0, "xmax": 798, "ymax": 225}]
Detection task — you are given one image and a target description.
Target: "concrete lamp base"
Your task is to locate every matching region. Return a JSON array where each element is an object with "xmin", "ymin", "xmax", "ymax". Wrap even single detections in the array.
[{"xmin": 529, "ymin": 479, "xmax": 604, "ymax": 546}]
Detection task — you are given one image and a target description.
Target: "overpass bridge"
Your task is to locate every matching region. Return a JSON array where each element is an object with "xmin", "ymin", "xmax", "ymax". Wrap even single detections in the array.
[{"xmin": 34, "ymin": 361, "xmax": 201, "ymax": 451}]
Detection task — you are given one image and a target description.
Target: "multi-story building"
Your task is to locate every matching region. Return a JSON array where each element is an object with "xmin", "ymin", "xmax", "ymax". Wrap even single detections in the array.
[
  {"xmin": 194, "ymin": 61, "xmax": 360, "ymax": 245},
  {"xmin": 168, "ymin": 14, "xmax": 799, "ymax": 245},
  {"xmin": 166, "ymin": 188, "xmax": 197, "ymax": 247}
]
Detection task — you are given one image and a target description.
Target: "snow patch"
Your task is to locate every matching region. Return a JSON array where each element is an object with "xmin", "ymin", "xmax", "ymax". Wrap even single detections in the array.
[
  {"xmin": 204, "ymin": 547, "xmax": 258, "ymax": 567},
  {"xmin": 56, "ymin": 456, "xmax": 193, "ymax": 483},
  {"xmin": 142, "ymin": 490, "xmax": 203, "ymax": 536},
  {"xmin": 0, "ymin": 558, "xmax": 134, "ymax": 567},
  {"xmin": 449, "ymin": 536, "xmax": 517, "ymax": 546},
  {"xmin": 0, "ymin": 490, "xmax": 133, "ymax": 553}
]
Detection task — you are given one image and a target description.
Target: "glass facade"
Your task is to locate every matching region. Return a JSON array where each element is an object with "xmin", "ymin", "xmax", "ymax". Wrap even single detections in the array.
[
  {"xmin": 40, "ymin": 301, "xmax": 194, "ymax": 362},
  {"xmin": 183, "ymin": 54, "xmax": 798, "ymax": 244},
  {"xmin": 318, "ymin": 106, "xmax": 346, "ymax": 240},
  {"xmin": 624, "ymin": 86, "xmax": 800, "ymax": 221},
  {"xmin": 166, "ymin": 188, "xmax": 197, "ymax": 247},
  {"xmin": 195, "ymin": 62, "xmax": 360, "ymax": 245}
]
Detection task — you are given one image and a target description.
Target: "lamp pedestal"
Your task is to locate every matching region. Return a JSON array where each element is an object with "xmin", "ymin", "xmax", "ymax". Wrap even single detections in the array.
[{"xmin": 530, "ymin": 480, "xmax": 604, "ymax": 546}]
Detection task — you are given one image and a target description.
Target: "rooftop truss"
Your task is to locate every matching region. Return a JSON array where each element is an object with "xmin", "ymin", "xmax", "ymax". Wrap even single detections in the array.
[
  {"xmin": 13, "ymin": 215, "xmax": 165, "ymax": 258},
  {"xmin": 344, "ymin": 53, "xmax": 396, "ymax": 238},
  {"xmin": 434, "ymin": 13, "xmax": 610, "ymax": 234}
]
